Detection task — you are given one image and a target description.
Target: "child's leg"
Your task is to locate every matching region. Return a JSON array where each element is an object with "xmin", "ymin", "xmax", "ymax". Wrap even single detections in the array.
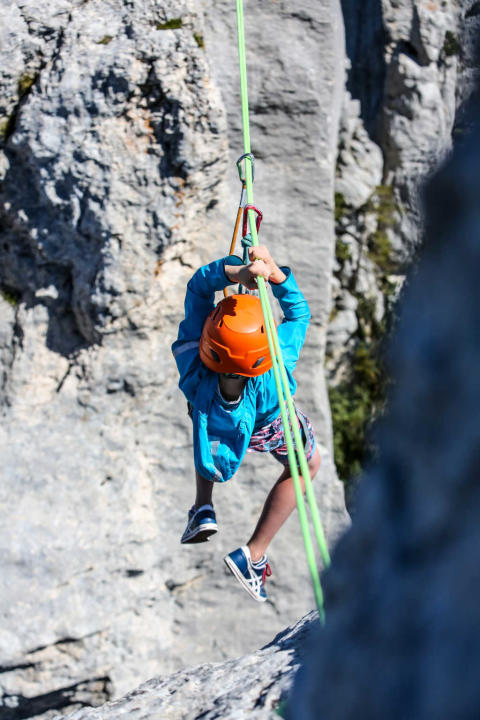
[
  {"xmin": 195, "ymin": 470, "xmax": 214, "ymax": 508},
  {"xmin": 181, "ymin": 470, "xmax": 217, "ymax": 544},
  {"xmin": 246, "ymin": 447, "xmax": 321, "ymax": 563}
]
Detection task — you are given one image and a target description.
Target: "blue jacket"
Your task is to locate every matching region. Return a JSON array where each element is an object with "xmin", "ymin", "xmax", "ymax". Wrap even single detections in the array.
[{"xmin": 171, "ymin": 255, "xmax": 311, "ymax": 482}]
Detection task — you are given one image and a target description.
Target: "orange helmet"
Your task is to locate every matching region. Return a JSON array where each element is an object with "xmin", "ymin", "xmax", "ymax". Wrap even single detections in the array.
[{"xmin": 199, "ymin": 294, "xmax": 272, "ymax": 376}]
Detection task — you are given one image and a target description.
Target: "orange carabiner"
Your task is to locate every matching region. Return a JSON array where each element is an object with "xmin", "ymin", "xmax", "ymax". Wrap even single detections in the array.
[{"xmin": 224, "ymin": 183, "xmax": 247, "ymax": 298}]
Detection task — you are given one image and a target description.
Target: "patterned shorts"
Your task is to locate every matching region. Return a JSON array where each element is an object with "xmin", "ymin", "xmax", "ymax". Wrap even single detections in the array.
[{"xmin": 247, "ymin": 408, "xmax": 316, "ymax": 465}]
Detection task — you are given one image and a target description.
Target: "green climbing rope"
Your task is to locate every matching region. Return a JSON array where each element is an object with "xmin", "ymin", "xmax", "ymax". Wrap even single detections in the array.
[{"xmin": 235, "ymin": 0, "xmax": 330, "ymax": 621}]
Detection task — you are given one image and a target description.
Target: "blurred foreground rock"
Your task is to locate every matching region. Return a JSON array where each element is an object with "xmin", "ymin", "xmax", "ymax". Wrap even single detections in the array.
[
  {"xmin": 57, "ymin": 613, "xmax": 317, "ymax": 720},
  {"xmin": 290, "ymin": 101, "xmax": 480, "ymax": 719}
]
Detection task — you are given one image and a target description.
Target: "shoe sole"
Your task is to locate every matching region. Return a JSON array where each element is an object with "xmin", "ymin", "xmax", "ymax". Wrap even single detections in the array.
[
  {"xmin": 181, "ymin": 523, "xmax": 218, "ymax": 544},
  {"xmin": 224, "ymin": 555, "xmax": 267, "ymax": 603}
]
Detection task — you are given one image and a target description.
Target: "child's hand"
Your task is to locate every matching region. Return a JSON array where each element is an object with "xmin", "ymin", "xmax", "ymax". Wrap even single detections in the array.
[
  {"xmin": 225, "ymin": 262, "xmax": 262, "ymax": 290},
  {"xmin": 248, "ymin": 246, "xmax": 286, "ymax": 285},
  {"xmin": 225, "ymin": 246, "xmax": 286, "ymax": 289}
]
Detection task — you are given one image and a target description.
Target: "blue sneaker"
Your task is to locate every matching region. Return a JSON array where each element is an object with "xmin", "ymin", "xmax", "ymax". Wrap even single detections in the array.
[
  {"xmin": 224, "ymin": 546, "xmax": 272, "ymax": 602},
  {"xmin": 181, "ymin": 504, "xmax": 218, "ymax": 544}
]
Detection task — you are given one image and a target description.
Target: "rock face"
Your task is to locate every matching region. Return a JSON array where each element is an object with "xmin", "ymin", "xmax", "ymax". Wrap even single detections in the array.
[
  {"xmin": 32, "ymin": 94, "xmax": 480, "ymax": 720},
  {"xmin": 1, "ymin": 0, "xmax": 226, "ymax": 350},
  {"xmin": 456, "ymin": 0, "xmax": 480, "ymax": 123},
  {"xmin": 341, "ymin": 0, "xmax": 465, "ymax": 239},
  {"xmin": 289, "ymin": 100, "xmax": 480, "ymax": 720},
  {"xmin": 326, "ymin": 0, "xmax": 474, "ymax": 488},
  {"xmin": 0, "ymin": 1, "xmax": 347, "ymax": 717},
  {"xmin": 2, "ymin": 0, "xmax": 474, "ymax": 717},
  {"xmin": 47, "ymin": 91, "xmax": 480, "ymax": 720},
  {"xmin": 56, "ymin": 613, "xmax": 317, "ymax": 720}
]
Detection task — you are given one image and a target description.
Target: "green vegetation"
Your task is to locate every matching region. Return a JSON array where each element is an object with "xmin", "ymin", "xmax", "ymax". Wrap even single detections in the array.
[
  {"xmin": 1, "ymin": 288, "xmax": 20, "ymax": 306},
  {"xmin": 365, "ymin": 185, "xmax": 397, "ymax": 274},
  {"xmin": 329, "ymin": 290, "xmax": 392, "ymax": 485},
  {"xmin": 0, "ymin": 118, "xmax": 10, "ymax": 141},
  {"xmin": 329, "ymin": 383, "xmax": 370, "ymax": 481},
  {"xmin": 334, "ymin": 191, "xmax": 347, "ymax": 223},
  {"xmin": 369, "ymin": 185, "xmax": 396, "ymax": 226},
  {"xmin": 356, "ymin": 295, "xmax": 384, "ymax": 339},
  {"xmin": 0, "ymin": 114, "xmax": 15, "ymax": 142},
  {"xmin": 156, "ymin": 18, "xmax": 183, "ymax": 30},
  {"xmin": 17, "ymin": 73, "xmax": 36, "ymax": 98},
  {"xmin": 329, "ymin": 187, "xmax": 399, "ymax": 484},
  {"xmin": 97, "ymin": 35, "xmax": 113, "ymax": 45},
  {"xmin": 369, "ymin": 230, "xmax": 393, "ymax": 273},
  {"xmin": 193, "ymin": 32, "xmax": 205, "ymax": 49},
  {"xmin": 328, "ymin": 306, "xmax": 338, "ymax": 324},
  {"xmin": 443, "ymin": 31, "xmax": 460, "ymax": 57},
  {"xmin": 329, "ymin": 339, "xmax": 388, "ymax": 483},
  {"xmin": 335, "ymin": 238, "xmax": 351, "ymax": 264},
  {"xmin": 353, "ymin": 341, "xmax": 385, "ymax": 396},
  {"xmin": 1, "ymin": 73, "xmax": 37, "ymax": 141}
]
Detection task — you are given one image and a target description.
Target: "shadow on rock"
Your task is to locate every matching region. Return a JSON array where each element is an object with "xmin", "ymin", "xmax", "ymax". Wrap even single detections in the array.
[{"xmin": 340, "ymin": 0, "xmax": 386, "ymax": 137}]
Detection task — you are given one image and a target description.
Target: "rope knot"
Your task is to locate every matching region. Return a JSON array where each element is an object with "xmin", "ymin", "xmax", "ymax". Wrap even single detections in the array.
[
  {"xmin": 241, "ymin": 233, "xmax": 253, "ymax": 266},
  {"xmin": 241, "ymin": 232, "xmax": 253, "ymax": 248}
]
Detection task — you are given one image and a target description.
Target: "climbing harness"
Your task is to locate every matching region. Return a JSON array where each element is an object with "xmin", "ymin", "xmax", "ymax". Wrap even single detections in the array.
[{"xmin": 234, "ymin": 0, "xmax": 330, "ymax": 622}]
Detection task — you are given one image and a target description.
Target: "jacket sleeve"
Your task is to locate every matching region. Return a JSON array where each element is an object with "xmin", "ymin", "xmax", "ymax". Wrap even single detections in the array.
[
  {"xmin": 271, "ymin": 267, "xmax": 311, "ymax": 375},
  {"xmin": 171, "ymin": 255, "xmax": 244, "ymax": 403}
]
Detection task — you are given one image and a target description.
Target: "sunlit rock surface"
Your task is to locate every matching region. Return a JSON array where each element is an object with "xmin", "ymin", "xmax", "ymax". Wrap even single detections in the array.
[{"xmin": 0, "ymin": 1, "xmax": 347, "ymax": 716}]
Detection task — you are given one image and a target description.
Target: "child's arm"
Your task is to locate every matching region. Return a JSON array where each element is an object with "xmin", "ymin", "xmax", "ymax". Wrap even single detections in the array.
[
  {"xmin": 230, "ymin": 245, "xmax": 311, "ymax": 375},
  {"xmin": 272, "ymin": 267, "xmax": 311, "ymax": 375}
]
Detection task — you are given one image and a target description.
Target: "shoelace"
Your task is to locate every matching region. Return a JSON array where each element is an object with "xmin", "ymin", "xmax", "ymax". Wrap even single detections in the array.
[{"xmin": 262, "ymin": 563, "xmax": 272, "ymax": 584}]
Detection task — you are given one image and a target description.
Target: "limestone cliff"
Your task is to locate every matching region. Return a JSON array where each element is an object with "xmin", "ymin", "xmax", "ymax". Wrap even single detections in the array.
[
  {"xmin": 326, "ymin": 0, "xmax": 476, "ymax": 493},
  {"xmin": 57, "ymin": 75, "xmax": 480, "ymax": 720},
  {"xmin": 1, "ymin": 0, "xmax": 476, "ymax": 717},
  {"xmin": 0, "ymin": 1, "xmax": 346, "ymax": 717}
]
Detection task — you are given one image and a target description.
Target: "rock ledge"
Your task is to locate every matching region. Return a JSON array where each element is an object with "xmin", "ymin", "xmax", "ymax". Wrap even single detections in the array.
[{"xmin": 60, "ymin": 612, "xmax": 317, "ymax": 720}]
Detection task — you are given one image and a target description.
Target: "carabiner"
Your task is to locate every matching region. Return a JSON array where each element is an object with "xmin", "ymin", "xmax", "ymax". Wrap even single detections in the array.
[
  {"xmin": 242, "ymin": 204, "xmax": 263, "ymax": 238},
  {"xmin": 236, "ymin": 153, "xmax": 255, "ymax": 184}
]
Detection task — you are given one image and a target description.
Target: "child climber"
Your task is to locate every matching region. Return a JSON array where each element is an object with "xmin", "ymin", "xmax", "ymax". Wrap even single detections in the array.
[{"xmin": 171, "ymin": 245, "xmax": 321, "ymax": 602}]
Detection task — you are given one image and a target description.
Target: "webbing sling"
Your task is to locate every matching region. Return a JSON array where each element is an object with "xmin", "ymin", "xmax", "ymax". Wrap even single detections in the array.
[{"xmin": 235, "ymin": 0, "xmax": 330, "ymax": 621}]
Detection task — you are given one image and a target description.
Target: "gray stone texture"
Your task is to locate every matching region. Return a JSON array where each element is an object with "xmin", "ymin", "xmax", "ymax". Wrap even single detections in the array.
[
  {"xmin": 2, "ymin": 0, "xmax": 475, "ymax": 717},
  {"xmin": 290, "ymin": 101, "xmax": 480, "ymax": 720},
  {"xmin": 335, "ymin": 93, "xmax": 383, "ymax": 210},
  {"xmin": 456, "ymin": 0, "xmax": 480, "ymax": 129},
  {"xmin": 335, "ymin": 0, "xmax": 471, "ymax": 278},
  {"xmin": 380, "ymin": 0, "xmax": 460, "ymax": 250},
  {"xmin": 0, "ymin": 1, "xmax": 348, "ymax": 717},
  {"xmin": 58, "ymin": 613, "xmax": 317, "ymax": 720},
  {"xmin": 328, "ymin": 0, "xmax": 472, "ymax": 395},
  {"xmin": 53, "ymin": 104, "xmax": 480, "ymax": 720}
]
